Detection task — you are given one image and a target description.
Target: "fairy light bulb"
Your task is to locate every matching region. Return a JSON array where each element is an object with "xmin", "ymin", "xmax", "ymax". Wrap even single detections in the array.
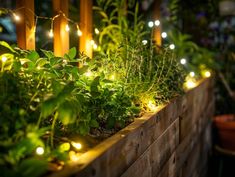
[
  {"xmin": 147, "ymin": 100, "xmax": 158, "ymax": 112},
  {"xmin": 161, "ymin": 32, "xmax": 167, "ymax": 38},
  {"xmin": 94, "ymin": 28, "xmax": 100, "ymax": 34},
  {"xmin": 77, "ymin": 29, "xmax": 82, "ymax": 36},
  {"xmin": 148, "ymin": 21, "xmax": 154, "ymax": 28},
  {"xmin": 204, "ymin": 71, "xmax": 211, "ymax": 78},
  {"xmin": 93, "ymin": 43, "xmax": 98, "ymax": 50},
  {"xmin": 189, "ymin": 71, "xmax": 195, "ymax": 77},
  {"xmin": 1, "ymin": 56, "xmax": 7, "ymax": 62},
  {"xmin": 185, "ymin": 80, "xmax": 196, "ymax": 89},
  {"xmin": 142, "ymin": 40, "xmax": 148, "ymax": 45},
  {"xmin": 48, "ymin": 29, "xmax": 53, "ymax": 38},
  {"xmin": 154, "ymin": 20, "xmax": 160, "ymax": 26},
  {"xmin": 65, "ymin": 24, "xmax": 70, "ymax": 32},
  {"xmin": 180, "ymin": 58, "xmax": 187, "ymax": 65},
  {"xmin": 69, "ymin": 151, "xmax": 79, "ymax": 162},
  {"xmin": 36, "ymin": 147, "xmax": 44, "ymax": 155},
  {"xmin": 85, "ymin": 70, "xmax": 92, "ymax": 77},
  {"xmin": 169, "ymin": 44, "xmax": 175, "ymax": 50},
  {"xmin": 90, "ymin": 40, "xmax": 95, "ymax": 45},
  {"xmin": 71, "ymin": 141, "xmax": 82, "ymax": 150},
  {"xmin": 13, "ymin": 13, "xmax": 20, "ymax": 21}
]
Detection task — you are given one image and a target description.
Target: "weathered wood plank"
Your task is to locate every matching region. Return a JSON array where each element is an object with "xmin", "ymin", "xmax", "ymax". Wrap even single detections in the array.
[
  {"xmin": 53, "ymin": 0, "xmax": 69, "ymax": 56},
  {"xmin": 79, "ymin": 0, "xmax": 93, "ymax": 58},
  {"xmin": 16, "ymin": 0, "xmax": 35, "ymax": 50}
]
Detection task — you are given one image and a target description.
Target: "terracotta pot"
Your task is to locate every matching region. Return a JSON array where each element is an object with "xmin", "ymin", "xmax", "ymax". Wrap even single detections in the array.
[{"xmin": 214, "ymin": 114, "xmax": 235, "ymax": 151}]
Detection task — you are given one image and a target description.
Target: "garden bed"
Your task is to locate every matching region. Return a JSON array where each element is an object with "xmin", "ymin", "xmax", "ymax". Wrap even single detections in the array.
[{"xmin": 48, "ymin": 77, "xmax": 214, "ymax": 177}]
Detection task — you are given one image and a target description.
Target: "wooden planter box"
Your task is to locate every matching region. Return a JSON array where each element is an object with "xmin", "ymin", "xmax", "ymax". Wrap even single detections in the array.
[{"xmin": 49, "ymin": 78, "xmax": 214, "ymax": 177}]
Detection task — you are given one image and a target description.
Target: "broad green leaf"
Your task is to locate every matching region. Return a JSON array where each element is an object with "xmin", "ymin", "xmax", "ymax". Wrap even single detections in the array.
[
  {"xmin": 0, "ymin": 41, "xmax": 15, "ymax": 53},
  {"xmin": 57, "ymin": 101, "xmax": 76, "ymax": 125},
  {"xmin": 67, "ymin": 47, "xmax": 77, "ymax": 60},
  {"xmin": 27, "ymin": 51, "xmax": 40, "ymax": 61}
]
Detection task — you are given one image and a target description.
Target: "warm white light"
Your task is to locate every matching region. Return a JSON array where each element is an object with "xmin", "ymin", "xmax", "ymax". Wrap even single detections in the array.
[
  {"xmin": 36, "ymin": 147, "xmax": 44, "ymax": 155},
  {"xmin": 161, "ymin": 32, "xmax": 167, "ymax": 38},
  {"xmin": 93, "ymin": 43, "xmax": 98, "ymax": 50},
  {"xmin": 204, "ymin": 71, "xmax": 211, "ymax": 78},
  {"xmin": 65, "ymin": 24, "xmax": 70, "ymax": 32},
  {"xmin": 147, "ymin": 100, "xmax": 158, "ymax": 112},
  {"xmin": 95, "ymin": 28, "xmax": 100, "ymax": 34},
  {"xmin": 110, "ymin": 74, "xmax": 115, "ymax": 80},
  {"xmin": 148, "ymin": 21, "xmax": 154, "ymax": 28},
  {"xmin": 84, "ymin": 70, "xmax": 92, "ymax": 77},
  {"xmin": 154, "ymin": 20, "xmax": 160, "ymax": 26},
  {"xmin": 169, "ymin": 44, "xmax": 175, "ymax": 50},
  {"xmin": 180, "ymin": 58, "xmax": 187, "ymax": 65},
  {"xmin": 189, "ymin": 71, "xmax": 195, "ymax": 77},
  {"xmin": 48, "ymin": 29, "xmax": 53, "ymax": 38},
  {"xmin": 71, "ymin": 141, "xmax": 82, "ymax": 150},
  {"xmin": 142, "ymin": 40, "xmax": 148, "ymax": 45},
  {"xmin": 69, "ymin": 151, "xmax": 79, "ymax": 162},
  {"xmin": 90, "ymin": 40, "xmax": 95, "ymax": 45},
  {"xmin": 77, "ymin": 29, "xmax": 82, "ymax": 36},
  {"xmin": 185, "ymin": 80, "xmax": 196, "ymax": 89},
  {"xmin": 13, "ymin": 13, "xmax": 20, "ymax": 21},
  {"xmin": 1, "ymin": 56, "xmax": 7, "ymax": 62}
]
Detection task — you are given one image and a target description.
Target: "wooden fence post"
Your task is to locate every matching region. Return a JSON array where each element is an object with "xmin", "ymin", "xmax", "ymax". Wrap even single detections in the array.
[
  {"xmin": 53, "ymin": 0, "xmax": 69, "ymax": 57},
  {"xmin": 79, "ymin": 0, "xmax": 93, "ymax": 58},
  {"xmin": 16, "ymin": 0, "xmax": 35, "ymax": 50},
  {"xmin": 153, "ymin": 0, "xmax": 162, "ymax": 46}
]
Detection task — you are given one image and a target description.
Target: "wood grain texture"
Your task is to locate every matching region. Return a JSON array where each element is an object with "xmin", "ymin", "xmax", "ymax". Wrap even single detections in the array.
[{"xmin": 48, "ymin": 78, "xmax": 214, "ymax": 177}]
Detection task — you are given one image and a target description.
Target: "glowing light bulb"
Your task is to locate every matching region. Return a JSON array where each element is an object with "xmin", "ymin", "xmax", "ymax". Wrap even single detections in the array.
[
  {"xmin": 13, "ymin": 13, "xmax": 20, "ymax": 21},
  {"xmin": 189, "ymin": 71, "xmax": 195, "ymax": 77},
  {"xmin": 65, "ymin": 24, "xmax": 70, "ymax": 32},
  {"xmin": 36, "ymin": 147, "xmax": 44, "ymax": 155},
  {"xmin": 95, "ymin": 28, "xmax": 100, "ymax": 34},
  {"xmin": 142, "ymin": 40, "xmax": 148, "ymax": 45},
  {"xmin": 1, "ymin": 56, "xmax": 7, "ymax": 62},
  {"xmin": 90, "ymin": 40, "xmax": 95, "ymax": 45},
  {"xmin": 169, "ymin": 44, "xmax": 175, "ymax": 50},
  {"xmin": 161, "ymin": 32, "xmax": 167, "ymax": 38},
  {"xmin": 154, "ymin": 20, "xmax": 160, "ymax": 26},
  {"xmin": 69, "ymin": 151, "xmax": 79, "ymax": 162},
  {"xmin": 180, "ymin": 58, "xmax": 187, "ymax": 65},
  {"xmin": 77, "ymin": 29, "xmax": 82, "ymax": 36},
  {"xmin": 204, "ymin": 71, "xmax": 211, "ymax": 78},
  {"xmin": 147, "ymin": 100, "xmax": 158, "ymax": 112},
  {"xmin": 48, "ymin": 29, "xmax": 53, "ymax": 38},
  {"xmin": 110, "ymin": 74, "xmax": 115, "ymax": 80},
  {"xmin": 185, "ymin": 80, "xmax": 196, "ymax": 89},
  {"xmin": 71, "ymin": 141, "xmax": 82, "ymax": 150},
  {"xmin": 84, "ymin": 70, "xmax": 92, "ymax": 77},
  {"xmin": 148, "ymin": 21, "xmax": 154, "ymax": 28},
  {"xmin": 93, "ymin": 43, "xmax": 98, "ymax": 50}
]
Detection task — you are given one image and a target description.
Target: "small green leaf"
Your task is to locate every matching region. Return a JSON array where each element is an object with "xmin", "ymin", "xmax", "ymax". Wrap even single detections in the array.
[
  {"xmin": 67, "ymin": 47, "xmax": 77, "ymax": 60},
  {"xmin": 90, "ymin": 119, "xmax": 99, "ymax": 128},
  {"xmin": 27, "ymin": 51, "xmax": 40, "ymax": 61},
  {"xmin": 0, "ymin": 41, "xmax": 15, "ymax": 53}
]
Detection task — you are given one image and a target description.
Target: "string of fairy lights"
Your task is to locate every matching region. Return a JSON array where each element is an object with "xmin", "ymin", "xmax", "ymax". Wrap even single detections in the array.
[{"xmin": 0, "ymin": 7, "xmax": 100, "ymax": 50}]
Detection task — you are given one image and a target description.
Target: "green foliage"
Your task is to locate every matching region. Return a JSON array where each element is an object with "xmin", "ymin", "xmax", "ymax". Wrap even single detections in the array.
[
  {"xmin": 0, "ymin": 0, "xmax": 187, "ymax": 176},
  {"xmin": 168, "ymin": 29, "xmax": 218, "ymax": 75}
]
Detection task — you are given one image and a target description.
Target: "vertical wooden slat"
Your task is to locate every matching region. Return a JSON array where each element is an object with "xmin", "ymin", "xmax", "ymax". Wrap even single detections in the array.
[
  {"xmin": 79, "ymin": 0, "xmax": 93, "ymax": 58},
  {"xmin": 53, "ymin": 0, "xmax": 69, "ymax": 57},
  {"xmin": 153, "ymin": 0, "xmax": 162, "ymax": 46},
  {"xmin": 16, "ymin": 0, "xmax": 35, "ymax": 50}
]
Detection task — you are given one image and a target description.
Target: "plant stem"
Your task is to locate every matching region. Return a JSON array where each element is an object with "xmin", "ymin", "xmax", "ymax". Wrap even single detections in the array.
[{"xmin": 50, "ymin": 111, "xmax": 59, "ymax": 148}]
